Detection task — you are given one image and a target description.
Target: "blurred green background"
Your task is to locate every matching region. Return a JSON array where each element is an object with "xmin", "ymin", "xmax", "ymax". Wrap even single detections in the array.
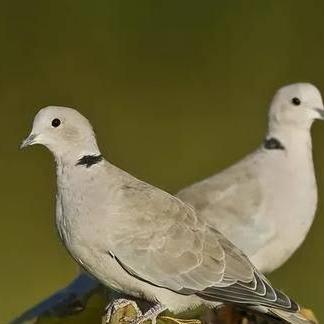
[{"xmin": 1, "ymin": 0, "xmax": 324, "ymax": 323}]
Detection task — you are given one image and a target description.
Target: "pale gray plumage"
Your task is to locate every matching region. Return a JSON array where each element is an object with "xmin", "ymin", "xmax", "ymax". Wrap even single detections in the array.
[
  {"xmin": 178, "ymin": 83, "xmax": 324, "ymax": 273},
  {"xmin": 21, "ymin": 106, "xmax": 312, "ymax": 323},
  {"xmin": 13, "ymin": 83, "xmax": 323, "ymax": 323}
]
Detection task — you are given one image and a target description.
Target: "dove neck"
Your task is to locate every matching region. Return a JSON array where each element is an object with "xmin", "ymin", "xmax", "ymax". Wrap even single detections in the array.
[
  {"xmin": 53, "ymin": 141, "xmax": 102, "ymax": 167},
  {"xmin": 266, "ymin": 124, "xmax": 312, "ymax": 150}
]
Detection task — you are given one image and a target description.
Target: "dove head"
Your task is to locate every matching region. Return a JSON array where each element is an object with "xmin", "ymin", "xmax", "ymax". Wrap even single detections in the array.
[
  {"xmin": 268, "ymin": 83, "xmax": 324, "ymax": 132},
  {"xmin": 21, "ymin": 106, "xmax": 100, "ymax": 163}
]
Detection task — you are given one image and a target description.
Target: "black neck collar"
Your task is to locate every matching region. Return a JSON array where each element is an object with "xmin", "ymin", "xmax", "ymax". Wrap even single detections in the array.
[
  {"xmin": 264, "ymin": 137, "xmax": 285, "ymax": 150},
  {"xmin": 76, "ymin": 154, "xmax": 103, "ymax": 168}
]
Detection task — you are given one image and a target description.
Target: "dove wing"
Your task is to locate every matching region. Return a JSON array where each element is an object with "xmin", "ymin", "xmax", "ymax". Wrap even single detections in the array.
[{"xmin": 109, "ymin": 179, "xmax": 296, "ymax": 312}]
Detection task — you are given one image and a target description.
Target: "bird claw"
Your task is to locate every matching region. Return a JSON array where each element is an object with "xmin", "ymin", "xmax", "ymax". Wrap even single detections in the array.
[
  {"xmin": 104, "ymin": 298, "xmax": 142, "ymax": 324},
  {"xmin": 127, "ymin": 303, "xmax": 166, "ymax": 324},
  {"xmin": 104, "ymin": 298, "xmax": 165, "ymax": 324}
]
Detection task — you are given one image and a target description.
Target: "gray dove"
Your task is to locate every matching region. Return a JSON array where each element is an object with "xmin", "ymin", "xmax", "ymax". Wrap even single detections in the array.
[
  {"xmin": 178, "ymin": 83, "xmax": 324, "ymax": 273},
  {"xmin": 20, "ymin": 105, "xmax": 314, "ymax": 324}
]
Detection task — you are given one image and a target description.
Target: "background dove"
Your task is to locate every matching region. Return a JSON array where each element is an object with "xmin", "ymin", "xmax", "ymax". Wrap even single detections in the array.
[
  {"xmin": 178, "ymin": 83, "xmax": 324, "ymax": 273},
  {"xmin": 19, "ymin": 106, "xmax": 313, "ymax": 324}
]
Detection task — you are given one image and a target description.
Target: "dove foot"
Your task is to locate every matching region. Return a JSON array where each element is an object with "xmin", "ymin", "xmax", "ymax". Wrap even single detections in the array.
[
  {"xmin": 128, "ymin": 303, "xmax": 166, "ymax": 324},
  {"xmin": 103, "ymin": 298, "xmax": 143, "ymax": 324}
]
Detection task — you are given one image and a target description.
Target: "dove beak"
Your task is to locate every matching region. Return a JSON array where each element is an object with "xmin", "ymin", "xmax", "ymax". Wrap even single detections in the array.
[
  {"xmin": 315, "ymin": 108, "xmax": 324, "ymax": 120},
  {"xmin": 20, "ymin": 133, "xmax": 38, "ymax": 149}
]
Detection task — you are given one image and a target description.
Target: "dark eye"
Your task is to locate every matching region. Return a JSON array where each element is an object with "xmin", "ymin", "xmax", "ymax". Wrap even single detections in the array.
[
  {"xmin": 51, "ymin": 118, "xmax": 61, "ymax": 128},
  {"xmin": 291, "ymin": 97, "xmax": 301, "ymax": 106}
]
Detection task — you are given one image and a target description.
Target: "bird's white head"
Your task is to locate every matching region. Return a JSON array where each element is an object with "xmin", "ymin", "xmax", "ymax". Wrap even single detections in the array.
[
  {"xmin": 268, "ymin": 83, "xmax": 324, "ymax": 132},
  {"xmin": 21, "ymin": 106, "xmax": 100, "ymax": 163}
]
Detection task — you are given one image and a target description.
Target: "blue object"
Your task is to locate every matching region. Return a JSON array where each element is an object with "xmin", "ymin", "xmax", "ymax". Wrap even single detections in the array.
[{"xmin": 10, "ymin": 273, "xmax": 101, "ymax": 323}]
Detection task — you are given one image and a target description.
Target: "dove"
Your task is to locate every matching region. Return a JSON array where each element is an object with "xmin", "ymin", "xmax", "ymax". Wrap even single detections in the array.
[
  {"xmin": 178, "ymin": 82, "xmax": 324, "ymax": 273},
  {"xmin": 19, "ymin": 105, "xmax": 314, "ymax": 324}
]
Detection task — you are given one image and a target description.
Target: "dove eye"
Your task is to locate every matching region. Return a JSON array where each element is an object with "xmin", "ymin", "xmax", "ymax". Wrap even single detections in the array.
[
  {"xmin": 291, "ymin": 97, "xmax": 301, "ymax": 106},
  {"xmin": 51, "ymin": 118, "xmax": 61, "ymax": 128}
]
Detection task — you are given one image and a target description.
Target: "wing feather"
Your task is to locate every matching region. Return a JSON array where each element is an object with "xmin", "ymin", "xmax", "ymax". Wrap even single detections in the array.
[{"xmin": 109, "ymin": 177, "xmax": 298, "ymax": 313}]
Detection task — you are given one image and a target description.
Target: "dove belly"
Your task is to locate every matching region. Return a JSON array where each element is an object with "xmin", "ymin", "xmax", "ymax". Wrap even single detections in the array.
[
  {"xmin": 75, "ymin": 247, "xmax": 203, "ymax": 311},
  {"xmin": 56, "ymin": 213, "xmax": 137, "ymax": 294},
  {"xmin": 55, "ymin": 202, "xmax": 203, "ymax": 312},
  {"xmin": 59, "ymin": 230, "xmax": 203, "ymax": 312}
]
